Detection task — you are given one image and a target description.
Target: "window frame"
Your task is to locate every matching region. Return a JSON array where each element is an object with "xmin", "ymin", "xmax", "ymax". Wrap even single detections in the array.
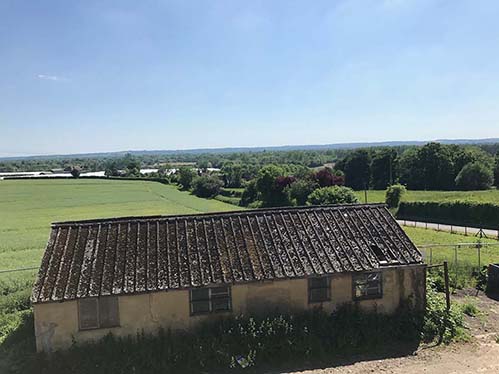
[
  {"xmin": 189, "ymin": 286, "xmax": 232, "ymax": 316},
  {"xmin": 78, "ymin": 296, "xmax": 120, "ymax": 331},
  {"xmin": 308, "ymin": 276, "xmax": 331, "ymax": 304},
  {"xmin": 352, "ymin": 272, "xmax": 383, "ymax": 301}
]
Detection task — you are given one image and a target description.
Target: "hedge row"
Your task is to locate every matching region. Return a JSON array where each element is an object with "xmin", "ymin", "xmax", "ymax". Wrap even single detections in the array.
[
  {"xmin": 2, "ymin": 175, "xmax": 170, "ymax": 184},
  {"xmin": 397, "ymin": 200, "xmax": 499, "ymax": 230}
]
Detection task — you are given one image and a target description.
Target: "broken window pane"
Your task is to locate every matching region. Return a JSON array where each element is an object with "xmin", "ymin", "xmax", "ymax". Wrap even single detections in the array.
[{"xmin": 353, "ymin": 272, "xmax": 382, "ymax": 300}]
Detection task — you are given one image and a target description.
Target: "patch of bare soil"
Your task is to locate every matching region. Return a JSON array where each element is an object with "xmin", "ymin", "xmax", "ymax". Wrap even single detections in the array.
[{"xmin": 283, "ymin": 290, "xmax": 499, "ymax": 374}]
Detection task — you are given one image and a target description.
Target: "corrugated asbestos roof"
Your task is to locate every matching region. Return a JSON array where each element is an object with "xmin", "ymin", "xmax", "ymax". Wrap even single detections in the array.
[{"xmin": 32, "ymin": 204, "xmax": 422, "ymax": 304}]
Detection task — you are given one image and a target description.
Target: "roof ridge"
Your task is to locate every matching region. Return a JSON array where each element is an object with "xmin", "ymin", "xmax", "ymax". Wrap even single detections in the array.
[{"xmin": 51, "ymin": 203, "xmax": 388, "ymax": 227}]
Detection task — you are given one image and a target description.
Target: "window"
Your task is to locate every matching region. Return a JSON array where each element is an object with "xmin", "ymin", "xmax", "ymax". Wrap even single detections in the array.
[
  {"xmin": 78, "ymin": 296, "xmax": 120, "ymax": 330},
  {"xmin": 353, "ymin": 272, "xmax": 383, "ymax": 300},
  {"xmin": 190, "ymin": 286, "xmax": 231, "ymax": 315},
  {"xmin": 308, "ymin": 277, "xmax": 330, "ymax": 303}
]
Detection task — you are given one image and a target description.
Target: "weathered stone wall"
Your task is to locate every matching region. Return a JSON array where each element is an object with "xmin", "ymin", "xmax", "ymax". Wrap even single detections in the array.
[{"xmin": 34, "ymin": 264, "xmax": 426, "ymax": 352}]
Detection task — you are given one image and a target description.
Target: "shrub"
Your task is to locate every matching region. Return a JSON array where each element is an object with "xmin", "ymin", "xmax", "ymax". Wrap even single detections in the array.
[
  {"xmin": 191, "ymin": 175, "xmax": 223, "ymax": 198},
  {"xmin": 460, "ymin": 299, "xmax": 479, "ymax": 317},
  {"xmin": 423, "ymin": 277, "xmax": 466, "ymax": 344},
  {"xmin": 285, "ymin": 179, "xmax": 318, "ymax": 206},
  {"xmin": 455, "ymin": 162, "xmax": 493, "ymax": 190},
  {"xmin": 385, "ymin": 184, "xmax": 406, "ymax": 208},
  {"xmin": 397, "ymin": 200, "xmax": 499, "ymax": 229},
  {"xmin": 307, "ymin": 186, "xmax": 359, "ymax": 205}
]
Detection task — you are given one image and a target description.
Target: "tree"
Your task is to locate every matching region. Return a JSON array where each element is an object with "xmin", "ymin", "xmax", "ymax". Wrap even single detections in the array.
[
  {"xmin": 70, "ymin": 166, "xmax": 81, "ymax": 178},
  {"xmin": 455, "ymin": 162, "xmax": 493, "ymax": 190},
  {"xmin": 221, "ymin": 163, "xmax": 243, "ymax": 188},
  {"xmin": 104, "ymin": 161, "xmax": 120, "ymax": 177},
  {"xmin": 385, "ymin": 184, "xmax": 406, "ymax": 208},
  {"xmin": 339, "ymin": 150, "xmax": 371, "ymax": 190},
  {"xmin": 307, "ymin": 186, "xmax": 359, "ymax": 205},
  {"xmin": 240, "ymin": 180, "xmax": 258, "ymax": 207},
  {"xmin": 286, "ymin": 179, "xmax": 318, "ymax": 206},
  {"xmin": 315, "ymin": 167, "xmax": 344, "ymax": 187},
  {"xmin": 255, "ymin": 165, "xmax": 291, "ymax": 207},
  {"xmin": 177, "ymin": 167, "xmax": 196, "ymax": 190},
  {"xmin": 399, "ymin": 143, "xmax": 455, "ymax": 190},
  {"xmin": 371, "ymin": 148, "xmax": 398, "ymax": 190},
  {"xmin": 192, "ymin": 175, "xmax": 223, "ymax": 198}
]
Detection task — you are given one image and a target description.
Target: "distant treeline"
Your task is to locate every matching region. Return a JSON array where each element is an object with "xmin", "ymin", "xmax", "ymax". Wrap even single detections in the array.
[{"xmin": 2, "ymin": 142, "xmax": 499, "ymax": 193}]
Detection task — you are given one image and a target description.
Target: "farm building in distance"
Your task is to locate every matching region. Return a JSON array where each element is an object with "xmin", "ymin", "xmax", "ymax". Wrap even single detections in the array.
[{"xmin": 32, "ymin": 204, "xmax": 426, "ymax": 352}]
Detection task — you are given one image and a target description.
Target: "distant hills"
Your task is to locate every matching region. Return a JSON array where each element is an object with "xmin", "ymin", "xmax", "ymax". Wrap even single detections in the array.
[{"xmin": 1, "ymin": 138, "xmax": 498, "ymax": 161}]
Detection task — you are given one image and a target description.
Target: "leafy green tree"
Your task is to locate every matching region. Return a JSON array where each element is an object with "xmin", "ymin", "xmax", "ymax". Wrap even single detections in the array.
[
  {"xmin": 177, "ymin": 167, "xmax": 196, "ymax": 190},
  {"xmin": 254, "ymin": 165, "xmax": 292, "ymax": 207},
  {"xmin": 221, "ymin": 163, "xmax": 243, "ymax": 188},
  {"xmin": 307, "ymin": 186, "xmax": 359, "ymax": 205},
  {"xmin": 286, "ymin": 179, "xmax": 318, "ymax": 206},
  {"xmin": 192, "ymin": 175, "xmax": 223, "ymax": 198},
  {"xmin": 385, "ymin": 184, "xmax": 407, "ymax": 208},
  {"xmin": 451, "ymin": 145, "xmax": 494, "ymax": 177},
  {"xmin": 399, "ymin": 143, "xmax": 455, "ymax": 190},
  {"xmin": 104, "ymin": 161, "xmax": 120, "ymax": 177},
  {"xmin": 240, "ymin": 180, "xmax": 258, "ymax": 206},
  {"xmin": 455, "ymin": 162, "xmax": 493, "ymax": 190},
  {"xmin": 338, "ymin": 150, "xmax": 371, "ymax": 190},
  {"xmin": 371, "ymin": 148, "xmax": 398, "ymax": 190}
]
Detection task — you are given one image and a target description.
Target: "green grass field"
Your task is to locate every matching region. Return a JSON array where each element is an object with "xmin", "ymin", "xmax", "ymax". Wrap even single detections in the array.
[
  {"xmin": 356, "ymin": 188, "xmax": 499, "ymax": 205},
  {"xmin": 0, "ymin": 179, "xmax": 239, "ymax": 272}
]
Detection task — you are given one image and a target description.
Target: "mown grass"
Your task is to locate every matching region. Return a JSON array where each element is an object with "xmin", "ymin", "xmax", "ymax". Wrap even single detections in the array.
[{"xmin": 357, "ymin": 188, "xmax": 499, "ymax": 205}]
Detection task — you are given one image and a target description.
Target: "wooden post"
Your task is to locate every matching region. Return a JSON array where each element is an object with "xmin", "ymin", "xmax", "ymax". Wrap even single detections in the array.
[
  {"xmin": 454, "ymin": 246, "xmax": 458, "ymax": 282},
  {"xmin": 430, "ymin": 247, "xmax": 433, "ymax": 265},
  {"xmin": 478, "ymin": 244, "xmax": 481, "ymax": 269},
  {"xmin": 465, "ymin": 226, "xmax": 467, "ymax": 236},
  {"xmin": 443, "ymin": 261, "xmax": 451, "ymax": 312}
]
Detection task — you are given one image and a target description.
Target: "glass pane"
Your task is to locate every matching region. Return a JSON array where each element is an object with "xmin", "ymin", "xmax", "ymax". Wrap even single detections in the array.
[
  {"xmin": 310, "ymin": 288, "xmax": 329, "ymax": 302},
  {"xmin": 212, "ymin": 297, "xmax": 230, "ymax": 311},
  {"xmin": 99, "ymin": 296, "xmax": 120, "ymax": 328},
  {"xmin": 79, "ymin": 298, "xmax": 99, "ymax": 330},
  {"xmin": 191, "ymin": 300, "xmax": 210, "ymax": 314},
  {"xmin": 191, "ymin": 288, "xmax": 209, "ymax": 301},
  {"xmin": 211, "ymin": 286, "xmax": 229, "ymax": 296},
  {"xmin": 355, "ymin": 284, "xmax": 367, "ymax": 298},
  {"xmin": 367, "ymin": 273, "xmax": 380, "ymax": 282},
  {"xmin": 310, "ymin": 277, "xmax": 328, "ymax": 289}
]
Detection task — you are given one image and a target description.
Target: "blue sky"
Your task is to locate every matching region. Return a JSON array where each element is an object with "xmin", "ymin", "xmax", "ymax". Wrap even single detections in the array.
[{"xmin": 1, "ymin": 0, "xmax": 499, "ymax": 156}]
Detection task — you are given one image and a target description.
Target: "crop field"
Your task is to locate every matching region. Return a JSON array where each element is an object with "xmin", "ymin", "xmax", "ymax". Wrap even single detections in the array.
[
  {"xmin": 0, "ymin": 179, "xmax": 239, "ymax": 272},
  {"xmin": 356, "ymin": 189, "xmax": 499, "ymax": 205}
]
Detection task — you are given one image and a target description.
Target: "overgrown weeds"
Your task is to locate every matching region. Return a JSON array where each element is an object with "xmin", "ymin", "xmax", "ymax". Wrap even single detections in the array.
[{"xmin": 0, "ymin": 276, "xmax": 467, "ymax": 374}]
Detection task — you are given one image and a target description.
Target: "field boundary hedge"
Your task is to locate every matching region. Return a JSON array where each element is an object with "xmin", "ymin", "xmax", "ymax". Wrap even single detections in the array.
[
  {"xmin": 2, "ymin": 175, "xmax": 170, "ymax": 184},
  {"xmin": 397, "ymin": 200, "xmax": 499, "ymax": 230}
]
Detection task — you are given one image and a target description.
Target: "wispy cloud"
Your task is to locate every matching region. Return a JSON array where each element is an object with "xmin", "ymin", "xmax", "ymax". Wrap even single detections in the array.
[{"xmin": 37, "ymin": 74, "xmax": 68, "ymax": 82}]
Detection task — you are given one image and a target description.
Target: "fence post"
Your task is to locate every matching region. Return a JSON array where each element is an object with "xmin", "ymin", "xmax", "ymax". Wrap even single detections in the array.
[
  {"xmin": 454, "ymin": 245, "xmax": 458, "ymax": 285},
  {"xmin": 430, "ymin": 247, "xmax": 433, "ymax": 265},
  {"xmin": 465, "ymin": 226, "xmax": 467, "ymax": 236},
  {"xmin": 478, "ymin": 244, "xmax": 481, "ymax": 269},
  {"xmin": 443, "ymin": 261, "xmax": 451, "ymax": 312}
]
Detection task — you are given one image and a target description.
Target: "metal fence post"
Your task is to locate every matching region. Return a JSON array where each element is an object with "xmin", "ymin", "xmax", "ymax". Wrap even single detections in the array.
[{"xmin": 443, "ymin": 261, "xmax": 451, "ymax": 312}]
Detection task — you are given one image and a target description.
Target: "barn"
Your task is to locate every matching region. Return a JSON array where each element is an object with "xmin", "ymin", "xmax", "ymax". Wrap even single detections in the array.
[{"xmin": 32, "ymin": 204, "xmax": 426, "ymax": 352}]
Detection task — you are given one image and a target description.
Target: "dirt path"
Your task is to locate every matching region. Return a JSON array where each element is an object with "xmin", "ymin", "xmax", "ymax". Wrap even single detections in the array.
[{"xmin": 284, "ymin": 290, "xmax": 499, "ymax": 374}]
